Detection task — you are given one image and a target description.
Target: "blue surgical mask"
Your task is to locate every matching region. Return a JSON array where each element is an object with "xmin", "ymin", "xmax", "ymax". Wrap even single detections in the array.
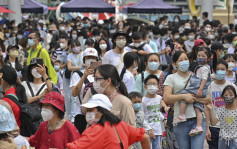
[
  {"xmin": 215, "ymin": 70, "xmax": 226, "ymax": 80},
  {"xmin": 28, "ymin": 39, "xmax": 35, "ymax": 47},
  {"xmin": 197, "ymin": 58, "xmax": 207, "ymax": 65},
  {"xmin": 184, "ymin": 26, "xmax": 190, "ymax": 29},
  {"xmin": 148, "ymin": 62, "xmax": 159, "ymax": 71},
  {"xmin": 43, "ymin": 27, "xmax": 47, "ymax": 31},
  {"xmin": 220, "ymin": 52, "xmax": 225, "ymax": 59},
  {"xmin": 54, "ymin": 65, "xmax": 60, "ymax": 71},
  {"xmin": 178, "ymin": 60, "xmax": 190, "ymax": 72},
  {"xmin": 133, "ymin": 103, "xmax": 142, "ymax": 111}
]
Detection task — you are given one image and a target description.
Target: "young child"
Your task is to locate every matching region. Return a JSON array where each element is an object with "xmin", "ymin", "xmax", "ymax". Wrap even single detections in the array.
[
  {"xmin": 208, "ymin": 85, "xmax": 237, "ymax": 148},
  {"xmin": 54, "ymin": 60, "xmax": 64, "ymax": 96},
  {"xmin": 142, "ymin": 74, "xmax": 168, "ymax": 149},
  {"xmin": 128, "ymin": 92, "xmax": 152, "ymax": 149},
  {"xmin": 177, "ymin": 47, "xmax": 212, "ymax": 136}
]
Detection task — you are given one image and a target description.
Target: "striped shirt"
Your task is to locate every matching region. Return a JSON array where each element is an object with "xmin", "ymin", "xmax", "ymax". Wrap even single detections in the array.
[{"xmin": 53, "ymin": 48, "xmax": 69, "ymax": 60}]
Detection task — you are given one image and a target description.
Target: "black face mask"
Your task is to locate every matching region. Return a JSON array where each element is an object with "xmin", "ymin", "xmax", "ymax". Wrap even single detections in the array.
[{"xmin": 223, "ymin": 97, "xmax": 235, "ymax": 104}]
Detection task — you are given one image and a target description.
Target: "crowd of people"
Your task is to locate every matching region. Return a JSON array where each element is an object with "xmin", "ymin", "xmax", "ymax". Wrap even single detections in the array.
[{"xmin": 0, "ymin": 11, "xmax": 237, "ymax": 149}]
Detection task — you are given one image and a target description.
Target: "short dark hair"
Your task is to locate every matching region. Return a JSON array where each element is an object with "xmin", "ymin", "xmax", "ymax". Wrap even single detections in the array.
[
  {"xmin": 131, "ymin": 32, "xmax": 142, "ymax": 40},
  {"xmin": 203, "ymin": 12, "xmax": 208, "ymax": 18},
  {"xmin": 144, "ymin": 74, "xmax": 159, "ymax": 85},
  {"xmin": 221, "ymin": 85, "xmax": 237, "ymax": 98},
  {"xmin": 215, "ymin": 59, "xmax": 228, "ymax": 72},
  {"xmin": 172, "ymin": 29, "xmax": 179, "ymax": 35},
  {"xmin": 160, "ymin": 28, "xmax": 168, "ymax": 36},
  {"xmin": 30, "ymin": 30, "xmax": 41, "ymax": 39},
  {"xmin": 128, "ymin": 92, "xmax": 142, "ymax": 100},
  {"xmin": 223, "ymin": 54, "xmax": 237, "ymax": 61}
]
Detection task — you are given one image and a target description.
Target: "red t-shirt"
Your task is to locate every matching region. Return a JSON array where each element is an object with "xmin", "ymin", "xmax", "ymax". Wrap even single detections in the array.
[
  {"xmin": 29, "ymin": 120, "xmax": 80, "ymax": 149},
  {"xmin": 66, "ymin": 121, "xmax": 145, "ymax": 149},
  {"xmin": 1, "ymin": 88, "xmax": 21, "ymax": 128}
]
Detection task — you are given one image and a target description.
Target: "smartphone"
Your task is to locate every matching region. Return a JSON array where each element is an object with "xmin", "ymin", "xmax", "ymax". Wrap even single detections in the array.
[
  {"xmin": 90, "ymin": 61, "xmax": 102, "ymax": 70},
  {"xmin": 37, "ymin": 59, "xmax": 44, "ymax": 66}
]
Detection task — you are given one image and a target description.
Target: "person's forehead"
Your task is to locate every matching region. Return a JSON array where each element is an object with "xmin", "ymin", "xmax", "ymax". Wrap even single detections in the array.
[
  {"xmin": 29, "ymin": 33, "xmax": 35, "ymax": 37},
  {"xmin": 116, "ymin": 35, "xmax": 126, "ymax": 39}
]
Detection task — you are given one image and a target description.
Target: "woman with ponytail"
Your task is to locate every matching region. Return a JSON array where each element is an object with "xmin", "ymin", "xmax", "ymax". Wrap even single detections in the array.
[
  {"xmin": 210, "ymin": 42, "xmax": 224, "ymax": 73},
  {"xmin": 82, "ymin": 64, "xmax": 136, "ymax": 127},
  {"xmin": 120, "ymin": 52, "xmax": 138, "ymax": 93},
  {"xmin": 0, "ymin": 64, "xmax": 27, "ymax": 128}
]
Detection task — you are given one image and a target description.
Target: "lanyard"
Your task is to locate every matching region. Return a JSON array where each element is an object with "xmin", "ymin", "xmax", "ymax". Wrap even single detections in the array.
[
  {"xmin": 48, "ymin": 119, "xmax": 62, "ymax": 134},
  {"xmin": 110, "ymin": 92, "xmax": 120, "ymax": 102}
]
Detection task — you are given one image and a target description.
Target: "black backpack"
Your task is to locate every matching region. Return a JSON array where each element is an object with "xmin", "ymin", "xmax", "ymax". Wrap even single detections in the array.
[
  {"xmin": 127, "ymin": 43, "xmax": 146, "ymax": 73},
  {"xmin": 5, "ymin": 94, "xmax": 43, "ymax": 137}
]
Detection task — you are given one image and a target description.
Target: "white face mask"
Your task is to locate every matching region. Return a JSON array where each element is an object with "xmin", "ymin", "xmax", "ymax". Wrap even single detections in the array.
[
  {"xmin": 41, "ymin": 108, "xmax": 54, "ymax": 121},
  {"xmin": 208, "ymin": 34, "xmax": 215, "ymax": 40},
  {"xmin": 60, "ymin": 43, "xmax": 66, "ymax": 49},
  {"xmin": 85, "ymin": 59, "xmax": 97, "ymax": 67},
  {"xmin": 99, "ymin": 44, "xmax": 107, "ymax": 50},
  {"xmin": 188, "ymin": 35, "xmax": 195, "ymax": 40},
  {"xmin": 174, "ymin": 35, "xmax": 180, "ymax": 39},
  {"xmin": 147, "ymin": 85, "xmax": 158, "ymax": 95},
  {"xmin": 116, "ymin": 39, "xmax": 126, "ymax": 48},
  {"xmin": 134, "ymin": 43, "xmax": 141, "ymax": 48},
  {"xmin": 93, "ymin": 80, "xmax": 107, "ymax": 94},
  {"xmin": 205, "ymin": 27, "xmax": 211, "ymax": 32},
  {"xmin": 228, "ymin": 62, "xmax": 236, "ymax": 71},
  {"xmin": 59, "ymin": 26, "xmax": 65, "ymax": 31},
  {"xmin": 31, "ymin": 68, "xmax": 42, "ymax": 78},
  {"xmin": 86, "ymin": 112, "xmax": 100, "ymax": 125}
]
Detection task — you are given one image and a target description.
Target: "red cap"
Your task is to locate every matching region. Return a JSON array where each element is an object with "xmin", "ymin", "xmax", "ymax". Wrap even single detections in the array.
[
  {"xmin": 40, "ymin": 92, "xmax": 64, "ymax": 112},
  {"xmin": 194, "ymin": 39, "xmax": 206, "ymax": 47}
]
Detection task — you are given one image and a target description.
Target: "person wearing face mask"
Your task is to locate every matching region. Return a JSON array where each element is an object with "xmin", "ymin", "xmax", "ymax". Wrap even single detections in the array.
[
  {"xmin": 70, "ymin": 48, "xmax": 98, "ymax": 124},
  {"xmin": 163, "ymin": 51, "xmax": 208, "ymax": 149},
  {"xmin": 141, "ymin": 31, "xmax": 158, "ymax": 53},
  {"xmin": 185, "ymin": 29, "xmax": 196, "ymax": 53},
  {"xmin": 205, "ymin": 24, "xmax": 212, "ymax": 33},
  {"xmin": 67, "ymin": 40, "xmax": 83, "ymax": 72},
  {"xmin": 4, "ymin": 45, "xmax": 22, "ymax": 76},
  {"xmin": 165, "ymin": 29, "xmax": 180, "ymax": 60},
  {"xmin": 102, "ymin": 31, "xmax": 129, "ymax": 75},
  {"xmin": 120, "ymin": 52, "xmax": 138, "ymax": 93},
  {"xmin": 97, "ymin": 38, "xmax": 110, "ymax": 60},
  {"xmin": 28, "ymin": 92, "xmax": 80, "ymax": 149},
  {"xmin": 27, "ymin": 31, "xmax": 57, "ymax": 85},
  {"xmin": 67, "ymin": 94, "xmax": 150, "ymax": 149},
  {"xmin": 207, "ymin": 85, "xmax": 237, "ymax": 149},
  {"xmin": 0, "ymin": 65, "xmax": 27, "ymax": 130},
  {"xmin": 70, "ymin": 29, "xmax": 79, "ymax": 40},
  {"xmin": 205, "ymin": 59, "xmax": 237, "ymax": 149},
  {"xmin": 81, "ymin": 64, "xmax": 136, "ymax": 127},
  {"xmin": 223, "ymin": 54, "xmax": 237, "ymax": 84},
  {"xmin": 228, "ymin": 35, "xmax": 237, "ymax": 54},
  {"xmin": 133, "ymin": 53, "xmax": 163, "ymax": 96},
  {"xmin": 128, "ymin": 92, "xmax": 152, "ymax": 149},
  {"xmin": 54, "ymin": 60, "xmax": 64, "ymax": 96},
  {"xmin": 53, "ymin": 35, "xmax": 69, "ymax": 61},
  {"xmin": 21, "ymin": 58, "xmax": 52, "ymax": 104},
  {"xmin": 142, "ymin": 75, "xmax": 169, "ymax": 149},
  {"xmin": 124, "ymin": 32, "xmax": 153, "ymax": 73}
]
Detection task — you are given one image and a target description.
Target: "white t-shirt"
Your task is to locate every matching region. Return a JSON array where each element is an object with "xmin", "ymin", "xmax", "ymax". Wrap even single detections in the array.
[
  {"xmin": 207, "ymin": 80, "xmax": 237, "ymax": 127},
  {"xmin": 124, "ymin": 42, "xmax": 154, "ymax": 53},
  {"xmin": 216, "ymin": 107, "xmax": 237, "ymax": 140},
  {"xmin": 22, "ymin": 81, "xmax": 47, "ymax": 98},
  {"xmin": 14, "ymin": 135, "xmax": 30, "ymax": 149},
  {"xmin": 164, "ymin": 72, "xmax": 196, "ymax": 119},
  {"xmin": 184, "ymin": 40, "xmax": 195, "ymax": 53},
  {"xmin": 196, "ymin": 65, "xmax": 210, "ymax": 80},
  {"xmin": 225, "ymin": 72, "xmax": 236, "ymax": 84},
  {"xmin": 228, "ymin": 46, "xmax": 235, "ymax": 54},
  {"xmin": 67, "ymin": 53, "xmax": 83, "ymax": 67},
  {"xmin": 102, "ymin": 50, "xmax": 128, "ymax": 75},
  {"xmin": 122, "ymin": 70, "xmax": 135, "ymax": 93},
  {"xmin": 151, "ymin": 37, "xmax": 167, "ymax": 64},
  {"xmin": 70, "ymin": 70, "xmax": 94, "ymax": 114},
  {"xmin": 142, "ymin": 95, "xmax": 164, "ymax": 135}
]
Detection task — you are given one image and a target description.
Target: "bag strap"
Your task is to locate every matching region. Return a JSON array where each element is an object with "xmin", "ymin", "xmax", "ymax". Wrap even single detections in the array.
[
  {"xmin": 184, "ymin": 74, "xmax": 192, "ymax": 89},
  {"xmin": 36, "ymin": 83, "xmax": 46, "ymax": 96},
  {"xmin": 4, "ymin": 94, "xmax": 22, "ymax": 108},
  {"xmin": 37, "ymin": 47, "xmax": 43, "ymax": 57},
  {"xmin": 75, "ymin": 71, "xmax": 90, "ymax": 84},
  {"xmin": 116, "ymin": 51, "xmax": 126, "ymax": 71},
  {"xmin": 141, "ymin": 71, "xmax": 144, "ymax": 94},
  {"xmin": 91, "ymin": 87, "xmax": 97, "ymax": 95},
  {"xmin": 26, "ymin": 81, "xmax": 35, "ymax": 97},
  {"xmin": 113, "ymin": 125, "xmax": 124, "ymax": 149}
]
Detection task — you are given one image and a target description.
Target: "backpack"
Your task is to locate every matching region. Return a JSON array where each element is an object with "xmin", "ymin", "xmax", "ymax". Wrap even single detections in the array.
[
  {"xmin": 5, "ymin": 94, "xmax": 43, "ymax": 137},
  {"xmin": 127, "ymin": 43, "xmax": 146, "ymax": 73},
  {"xmin": 74, "ymin": 70, "xmax": 97, "ymax": 102}
]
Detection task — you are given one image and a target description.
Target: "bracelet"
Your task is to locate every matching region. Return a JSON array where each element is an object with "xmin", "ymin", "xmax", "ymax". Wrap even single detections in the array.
[{"xmin": 45, "ymin": 77, "xmax": 50, "ymax": 81}]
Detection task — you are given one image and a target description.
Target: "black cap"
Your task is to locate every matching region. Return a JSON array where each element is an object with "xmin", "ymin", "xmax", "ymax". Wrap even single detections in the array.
[
  {"xmin": 7, "ymin": 45, "xmax": 19, "ymax": 52},
  {"xmin": 211, "ymin": 42, "xmax": 224, "ymax": 51},
  {"xmin": 112, "ymin": 31, "xmax": 130, "ymax": 44}
]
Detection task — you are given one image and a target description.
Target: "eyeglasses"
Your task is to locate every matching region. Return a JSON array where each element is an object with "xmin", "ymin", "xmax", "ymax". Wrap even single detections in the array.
[
  {"xmin": 28, "ymin": 37, "xmax": 36, "ymax": 40},
  {"xmin": 94, "ymin": 77, "xmax": 105, "ymax": 82}
]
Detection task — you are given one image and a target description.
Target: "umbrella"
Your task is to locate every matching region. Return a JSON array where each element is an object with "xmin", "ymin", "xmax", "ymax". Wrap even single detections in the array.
[{"xmin": 0, "ymin": 6, "xmax": 15, "ymax": 13}]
